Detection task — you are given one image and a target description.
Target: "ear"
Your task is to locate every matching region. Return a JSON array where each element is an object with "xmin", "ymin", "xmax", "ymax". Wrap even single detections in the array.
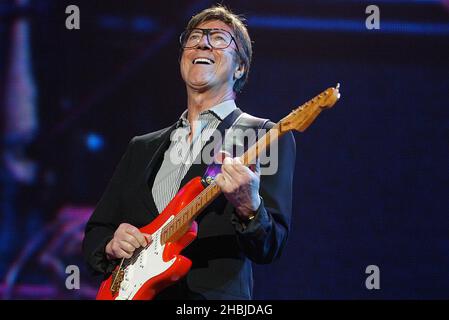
[{"xmin": 234, "ymin": 64, "xmax": 245, "ymax": 80}]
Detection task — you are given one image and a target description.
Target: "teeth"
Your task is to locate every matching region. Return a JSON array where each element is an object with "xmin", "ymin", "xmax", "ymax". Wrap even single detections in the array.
[{"xmin": 193, "ymin": 58, "xmax": 213, "ymax": 65}]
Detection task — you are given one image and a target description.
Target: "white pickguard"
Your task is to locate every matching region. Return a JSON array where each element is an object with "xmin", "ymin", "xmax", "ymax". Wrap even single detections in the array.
[{"xmin": 116, "ymin": 216, "xmax": 176, "ymax": 300}]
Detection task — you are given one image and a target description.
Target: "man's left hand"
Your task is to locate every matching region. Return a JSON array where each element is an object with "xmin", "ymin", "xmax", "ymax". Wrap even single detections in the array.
[{"xmin": 215, "ymin": 157, "xmax": 261, "ymax": 221}]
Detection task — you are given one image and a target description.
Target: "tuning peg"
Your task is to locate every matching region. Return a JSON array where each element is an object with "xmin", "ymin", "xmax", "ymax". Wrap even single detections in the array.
[{"xmin": 335, "ymin": 83, "xmax": 341, "ymax": 99}]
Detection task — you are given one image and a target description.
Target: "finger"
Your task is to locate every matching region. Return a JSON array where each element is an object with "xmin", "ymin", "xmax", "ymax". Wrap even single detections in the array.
[
  {"xmin": 223, "ymin": 159, "xmax": 252, "ymax": 187},
  {"xmin": 119, "ymin": 240, "xmax": 137, "ymax": 253},
  {"xmin": 221, "ymin": 167, "xmax": 234, "ymax": 184},
  {"xmin": 142, "ymin": 233, "xmax": 153, "ymax": 245},
  {"xmin": 122, "ymin": 233, "xmax": 140, "ymax": 248},
  {"xmin": 216, "ymin": 172, "xmax": 234, "ymax": 193},
  {"xmin": 116, "ymin": 248, "xmax": 132, "ymax": 259},
  {"xmin": 112, "ymin": 242, "xmax": 133, "ymax": 259},
  {"xmin": 234, "ymin": 157, "xmax": 256, "ymax": 174},
  {"xmin": 221, "ymin": 169, "xmax": 238, "ymax": 192},
  {"xmin": 123, "ymin": 224, "xmax": 139, "ymax": 235},
  {"xmin": 222, "ymin": 159, "xmax": 241, "ymax": 178},
  {"xmin": 222, "ymin": 156, "xmax": 233, "ymax": 165},
  {"xmin": 126, "ymin": 227, "xmax": 147, "ymax": 247},
  {"xmin": 233, "ymin": 157, "xmax": 251, "ymax": 175},
  {"xmin": 215, "ymin": 173, "xmax": 225, "ymax": 188}
]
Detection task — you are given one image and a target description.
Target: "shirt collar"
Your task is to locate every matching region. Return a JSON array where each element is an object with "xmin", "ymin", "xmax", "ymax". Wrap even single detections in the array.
[{"xmin": 178, "ymin": 100, "xmax": 237, "ymax": 127}]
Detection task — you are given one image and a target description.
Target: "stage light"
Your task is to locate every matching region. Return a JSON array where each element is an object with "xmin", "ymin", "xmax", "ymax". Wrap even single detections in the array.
[{"xmin": 85, "ymin": 133, "xmax": 104, "ymax": 152}]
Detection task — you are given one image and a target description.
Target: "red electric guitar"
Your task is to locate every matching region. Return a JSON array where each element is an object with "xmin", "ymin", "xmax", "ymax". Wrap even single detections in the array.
[{"xmin": 96, "ymin": 84, "xmax": 341, "ymax": 300}]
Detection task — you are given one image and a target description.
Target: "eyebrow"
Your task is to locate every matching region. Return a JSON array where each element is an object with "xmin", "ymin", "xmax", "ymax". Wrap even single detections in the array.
[{"xmin": 192, "ymin": 27, "xmax": 237, "ymax": 37}]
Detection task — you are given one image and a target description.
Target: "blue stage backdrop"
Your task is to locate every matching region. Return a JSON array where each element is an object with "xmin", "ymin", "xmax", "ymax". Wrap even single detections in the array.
[{"xmin": 0, "ymin": 0, "xmax": 448, "ymax": 299}]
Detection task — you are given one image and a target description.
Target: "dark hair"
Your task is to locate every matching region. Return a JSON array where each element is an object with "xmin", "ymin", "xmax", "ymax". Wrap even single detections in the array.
[{"xmin": 184, "ymin": 5, "xmax": 252, "ymax": 93}]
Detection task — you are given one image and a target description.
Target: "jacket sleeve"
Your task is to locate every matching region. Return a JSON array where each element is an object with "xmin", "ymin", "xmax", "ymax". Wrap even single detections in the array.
[
  {"xmin": 82, "ymin": 137, "xmax": 136, "ymax": 276},
  {"xmin": 231, "ymin": 129, "xmax": 296, "ymax": 264}
]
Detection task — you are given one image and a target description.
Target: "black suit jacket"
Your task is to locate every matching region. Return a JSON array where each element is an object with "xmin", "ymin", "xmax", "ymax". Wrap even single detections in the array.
[{"xmin": 82, "ymin": 109, "xmax": 296, "ymax": 300}]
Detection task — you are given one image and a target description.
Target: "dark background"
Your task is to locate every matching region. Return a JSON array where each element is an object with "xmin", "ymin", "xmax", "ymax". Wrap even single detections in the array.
[{"xmin": 0, "ymin": 0, "xmax": 448, "ymax": 299}]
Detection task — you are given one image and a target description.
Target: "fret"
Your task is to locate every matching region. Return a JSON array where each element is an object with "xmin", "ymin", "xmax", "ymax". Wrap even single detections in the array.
[
  {"xmin": 180, "ymin": 212, "xmax": 186, "ymax": 224},
  {"xmin": 175, "ymin": 217, "xmax": 180, "ymax": 231},
  {"xmin": 169, "ymin": 224, "xmax": 174, "ymax": 239},
  {"xmin": 187, "ymin": 204, "xmax": 193, "ymax": 220},
  {"xmin": 198, "ymin": 194, "xmax": 204, "ymax": 208},
  {"xmin": 206, "ymin": 188, "xmax": 212, "ymax": 203},
  {"xmin": 204, "ymin": 190, "xmax": 210, "ymax": 204}
]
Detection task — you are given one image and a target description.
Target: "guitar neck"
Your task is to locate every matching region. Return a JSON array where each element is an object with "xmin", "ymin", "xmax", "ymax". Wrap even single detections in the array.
[{"xmin": 240, "ymin": 122, "xmax": 283, "ymax": 166}]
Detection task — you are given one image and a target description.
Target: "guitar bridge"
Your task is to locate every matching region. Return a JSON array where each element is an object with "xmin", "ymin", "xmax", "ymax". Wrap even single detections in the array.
[{"xmin": 110, "ymin": 268, "xmax": 125, "ymax": 295}]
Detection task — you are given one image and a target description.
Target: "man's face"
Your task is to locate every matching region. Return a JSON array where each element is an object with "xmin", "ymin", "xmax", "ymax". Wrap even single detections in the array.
[{"xmin": 180, "ymin": 20, "xmax": 240, "ymax": 93}]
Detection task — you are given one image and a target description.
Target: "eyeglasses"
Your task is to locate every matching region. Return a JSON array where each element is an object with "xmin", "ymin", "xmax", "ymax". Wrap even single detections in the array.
[{"xmin": 179, "ymin": 28, "xmax": 240, "ymax": 52}]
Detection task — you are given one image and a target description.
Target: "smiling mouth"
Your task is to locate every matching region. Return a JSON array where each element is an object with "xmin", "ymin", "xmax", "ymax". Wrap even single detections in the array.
[{"xmin": 192, "ymin": 58, "xmax": 215, "ymax": 65}]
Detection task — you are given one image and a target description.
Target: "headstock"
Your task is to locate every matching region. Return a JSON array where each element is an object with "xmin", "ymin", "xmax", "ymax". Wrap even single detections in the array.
[{"xmin": 279, "ymin": 84, "xmax": 341, "ymax": 133}]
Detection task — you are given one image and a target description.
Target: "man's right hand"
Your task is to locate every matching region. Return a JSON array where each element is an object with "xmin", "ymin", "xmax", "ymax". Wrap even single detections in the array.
[{"xmin": 105, "ymin": 223, "xmax": 152, "ymax": 260}]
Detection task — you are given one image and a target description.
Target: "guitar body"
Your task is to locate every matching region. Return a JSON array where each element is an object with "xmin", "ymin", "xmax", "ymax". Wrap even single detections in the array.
[{"xmin": 96, "ymin": 177, "xmax": 204, "ymax": 300}]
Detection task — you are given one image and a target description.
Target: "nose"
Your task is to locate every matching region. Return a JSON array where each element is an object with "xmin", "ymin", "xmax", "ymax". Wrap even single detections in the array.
[{"xmin": 196, "ymin": 34, "xmax": 212, "ymax": 49}]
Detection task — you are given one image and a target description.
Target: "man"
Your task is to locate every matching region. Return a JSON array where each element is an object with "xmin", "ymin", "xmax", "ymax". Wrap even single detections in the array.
[{"xmin": 83, "ymin": 5, "xmax": 296, "ymax": 300}]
